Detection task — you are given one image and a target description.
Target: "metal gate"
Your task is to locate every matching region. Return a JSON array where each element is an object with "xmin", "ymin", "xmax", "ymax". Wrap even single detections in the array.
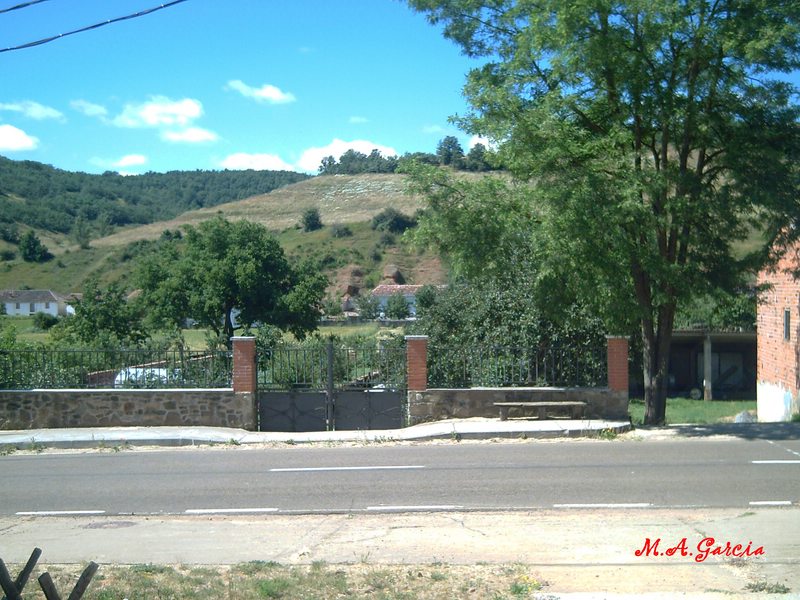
[{"xmin": 257, "ymin": 341, "xmax": 406, "ymax": 432}]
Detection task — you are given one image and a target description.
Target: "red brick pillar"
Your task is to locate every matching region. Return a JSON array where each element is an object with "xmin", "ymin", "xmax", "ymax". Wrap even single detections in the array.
[
  {"xmin": 405, "ymin": 335, "xmax": 428, "ymax": 391},
  {"xmin": 232, "ymin": 336, "xmax": 257, "ymax": 394},
  {"xmin": 606, "ymin": 336, "xmax": 629, "ymax": 394}
]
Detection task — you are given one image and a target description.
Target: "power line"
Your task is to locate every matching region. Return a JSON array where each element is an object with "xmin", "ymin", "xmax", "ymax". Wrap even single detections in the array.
[
  {"xmin": 0, "ymin": 0, "xmax": 189, "ymax": 53},
  {"xmin": 0, "ymin": 0, "xmax": 49, "ymax": 16}
]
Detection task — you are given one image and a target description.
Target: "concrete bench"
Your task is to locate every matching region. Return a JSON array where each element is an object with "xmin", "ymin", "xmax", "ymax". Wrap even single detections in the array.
[{"xmin": 494, "ymin": 401, "xmax": 587, "ymax": 421}]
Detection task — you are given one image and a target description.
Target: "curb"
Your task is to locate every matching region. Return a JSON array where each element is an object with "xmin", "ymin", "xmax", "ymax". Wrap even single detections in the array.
[{"xmin": 0, "ymin": 421, "xmax": 632, "ymax": 450}]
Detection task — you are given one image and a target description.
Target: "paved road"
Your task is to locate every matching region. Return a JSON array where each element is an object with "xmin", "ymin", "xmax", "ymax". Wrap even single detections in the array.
[{"xmin": 1, "ymin": 438, "xmax": 798, "ymax": 516}]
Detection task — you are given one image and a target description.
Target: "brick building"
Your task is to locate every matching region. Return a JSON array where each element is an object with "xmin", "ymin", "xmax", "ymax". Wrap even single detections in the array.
[{"xmin": 757, "ymin": 245, "xmax": 800, "ymax": 421}]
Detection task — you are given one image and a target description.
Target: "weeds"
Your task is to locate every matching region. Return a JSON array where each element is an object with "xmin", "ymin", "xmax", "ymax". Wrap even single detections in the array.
[
  {"xmin": 597, "ymin": 428, "xmax": 618, "ymax": 440},
  {"xmin": 745, "ymin": 580, "xmax": 791, "ymax": 594}
]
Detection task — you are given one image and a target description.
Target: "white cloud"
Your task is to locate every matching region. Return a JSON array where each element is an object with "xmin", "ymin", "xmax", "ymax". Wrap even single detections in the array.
[
  {"xmin": 114, "ymin": 154, "xmax": 148, "ymax": 168},
  {"xmin": 422, "ymin": 124, "xmax": 445, "ymax": 134},
  {"xmin": 162, "ymin": 127, "xmax": 219, "ymax": 143},
  {"xmin": 0, "ymin": 101, "xmax": 63, "ymax": 121},
  {"xmin": 226, "ymin": 80, "xmax": 296, "ymax": 104},
  {"xmin": 0, "ymin": 124, "xmax": 39, "ymax": 151},
  {"xmin": 296, "ymin": 139, "xmax": 398, "ymax": 173},
  {"xmin": 349, "ymin": 116, "xmax": 368, "ymax": 124},
  {"xmin": 220, "ymin": 152, "xmax": 296, "ymax": 171},
  {"xmin": 71, "ymin": 99, "xmax": 108, "ymax": 118},
  {"xmin": 468, "ymin": 134, "xmax": 498, "ymax": 151},
  {"xmin": 113, "ymin": 96, "xmax": 203, "ymax": 128}
]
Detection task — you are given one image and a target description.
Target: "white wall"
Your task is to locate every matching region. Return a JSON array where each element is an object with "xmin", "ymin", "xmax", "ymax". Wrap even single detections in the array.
[
  {"xmin": 757, "ymin": 381, "xmax": 799, "ymax": 422},
  {"xmin": 3, "ymin": 301, "xmax": 61, "ymax": 317}
]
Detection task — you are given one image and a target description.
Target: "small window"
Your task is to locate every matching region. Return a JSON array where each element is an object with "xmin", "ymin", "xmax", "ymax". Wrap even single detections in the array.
[
  {"xmin": 45, "ymin": 302, "xmax": 50, "ymax": 309},
  {"xmin": 784, "ymin": 309, "xmax": 791, "ymax": 341},
  {"xmin": 29, "ymin": 303, "xmax": 35, "ymax": 313},
  {"xmin": 15, "ymin": 302, "xmax": 20, "ymax": 310}
]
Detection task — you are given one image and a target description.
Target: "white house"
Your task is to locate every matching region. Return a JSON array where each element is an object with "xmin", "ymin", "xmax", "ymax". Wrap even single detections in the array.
[
  {"xmin": 0, "ymin": 289, "xmax": 73, "ymax": 317},
  {"xmin": 370, "ymin": 284, "xmax": 426, "ymax": 317}
]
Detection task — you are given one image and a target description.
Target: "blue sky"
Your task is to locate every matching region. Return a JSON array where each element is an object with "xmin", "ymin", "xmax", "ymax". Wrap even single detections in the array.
[{"xmin": 0, "ymin": 0, "xmax": 481, "ymax": 174}]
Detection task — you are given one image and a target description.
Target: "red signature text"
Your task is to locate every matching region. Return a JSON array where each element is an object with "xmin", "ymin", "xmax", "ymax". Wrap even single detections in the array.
[{"xmin": 635, "ymin": 537, "xmax": 765, "ymax": 563}]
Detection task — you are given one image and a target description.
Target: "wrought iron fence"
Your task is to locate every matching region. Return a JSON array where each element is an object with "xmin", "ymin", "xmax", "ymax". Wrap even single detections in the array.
[
  {"xmin": 428, "ymin": 343, "xmax": 607, "ymax": 388},
  {"xmin": 0, "ymin": 348, "xmax": 232, "ymax": 390},
  {"xmin": 258, "ymin": 342, "xmax": 406, "ymax": 391}
]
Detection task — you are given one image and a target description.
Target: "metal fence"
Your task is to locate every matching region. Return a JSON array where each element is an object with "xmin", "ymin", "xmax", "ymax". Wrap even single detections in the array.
[
  {"xmin": 428, "ymin": 343, "xmax": 607, "ymax": 388},
  {"xmin": 258, "ymin": 342, "xmax": 407, "ymax": 391},
  {"xmin": 0, "ymin": 348, "xmax": 232, "ymax": 389}
]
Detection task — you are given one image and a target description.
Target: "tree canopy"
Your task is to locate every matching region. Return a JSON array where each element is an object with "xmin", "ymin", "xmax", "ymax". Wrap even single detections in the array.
[
  {"xmin": 137, "ymin": 217, "xmax": 327, "ymax": 341},
  {"xmin": 409, "ymin": 0, "xmax": 800, "ymax": 424},
  {"xmin": 0, "ymin": 156, "xmax": 309, "ymax": 238}
]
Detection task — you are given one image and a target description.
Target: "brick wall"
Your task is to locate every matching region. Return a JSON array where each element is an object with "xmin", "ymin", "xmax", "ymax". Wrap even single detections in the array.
[
  {"xmin": 606, "ymin": 336, "xmax": 629, "ymax": 393},
  {"xmin": 757, "ymin": 247, "xmax": 800, "ymax": 421},
  {"xmin": 232, "ymin": 336, "xmax": 257, "ymax": 394},
  {"xmin": 405, "ymin": 335, "xmax": 428, "ymax": 391}
]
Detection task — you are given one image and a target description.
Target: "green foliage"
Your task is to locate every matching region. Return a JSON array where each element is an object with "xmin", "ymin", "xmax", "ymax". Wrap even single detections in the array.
[
  {"xmin": 72, "ymin": 215, "xmax": 92, "ymax": 249},
  {"xmin": 32, "ymin": 312, "xmax": 59, "ymax": 331},
  {"xmin": 318, "ymin": 149, "xmax": 399, "ymax": 175},
  {"xmin": 370, "ymin": 207, "xmax": 417, "ymax": 234},
  {"xmin": 436, "ymin": 135, "xmax": 465, "ymax": 168},
  {"xmin": 385, "ymin": 292, "xmax": 410, "ymax": 319},
  {"xmin": 18, "ymin": 230, "xmax": 52, "ymax": 262},
  {"xmin": 409, "ymin": 0, "xmax": 800, "ymax": 425},
  {"xmin": 414, "ymin": 284, "xmax": 438, "ymax": 315},
  {"xmin": 52, "ymin": 278, "xmax": 149, "ymax": 347},
  {"xmin": 356, "ymin": 294, "xmax": 381, "ymax": 319},
  {"xmin": 0, "ymin": 156, "xmax": 309, "ymax": 236},
  {"xmin": 464, "ymin": 143, "xmax": 492, "ymax": 172},
  {"xmin": 403, "ymin": 164, "xmax": 540, "ymax": 281},
  {"xmin": 323, "ymin": 295, "xmax": 344, "ymax": 317},
  {"xmin": 330, "ymin": 224, "xmax": 353, "ymax": 238},
  {"xmin": 137, "ymin": 217, "xmax": 327, "ymax": 342},
  {"xmin": 301, "ymin": 207, "xmax": 323, "ymax": 232},
  {"xmin": 675, "ymin": 289, "xmax": 757, "ymax": 332}
]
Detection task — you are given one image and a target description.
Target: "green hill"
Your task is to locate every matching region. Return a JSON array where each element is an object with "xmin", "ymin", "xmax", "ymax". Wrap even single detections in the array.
[
  {"xmin": 0, "ymin": 169, "xmax": 445, "ymax": 297},
  {"xmin": 0, "ymin": 155, "xmax": 309, "ymax": 248}
]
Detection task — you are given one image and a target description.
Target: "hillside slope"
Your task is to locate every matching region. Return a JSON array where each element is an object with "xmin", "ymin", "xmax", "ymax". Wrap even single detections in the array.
[
  {"xmin": 0, "ymin": 173, "xmax": 445, "ymax": 295},
  {"xmin": 91, "ymin": 173, "xmax": 424, "ymax": 247}
]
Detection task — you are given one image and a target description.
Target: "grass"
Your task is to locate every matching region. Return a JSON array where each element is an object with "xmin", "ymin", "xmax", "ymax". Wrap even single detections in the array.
[
  {"xmin": 25, "ymin": 562, "xmax": 544, "ymax": 600},
  {"xmin": 0, "ymin": 173, "xmax": 445, "ymax": 295},
  {"xmin": 628, "ymin": 397, "xmax": 757, "ymax": 426}
]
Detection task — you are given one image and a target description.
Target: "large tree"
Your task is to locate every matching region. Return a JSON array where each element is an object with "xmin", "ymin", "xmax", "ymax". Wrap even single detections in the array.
[
  {"xmin": 409, "ymin": 0, "xmax": 800, "ymax": 424},
  {"xmin": 137, "ymin": 217, "xmax": 327, "ymax": 342}
]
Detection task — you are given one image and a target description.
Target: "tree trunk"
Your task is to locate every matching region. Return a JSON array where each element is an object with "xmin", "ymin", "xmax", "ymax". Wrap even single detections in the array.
[
  {"xmin": 641, "ymin": 307, "xmax": 675, "ymax": 426},
  {"xmin": 223, "ymin": 307, "xmax": 234, "ymax": 342}
]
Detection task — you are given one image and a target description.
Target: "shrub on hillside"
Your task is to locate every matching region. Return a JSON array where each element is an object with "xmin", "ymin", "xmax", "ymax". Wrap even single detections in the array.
[
  {"xmin": 301, "ymin": 208, "xmax": 323, "ymax": 232},
  {"xmin": 33, "ymin": 312, "xmax": 59, "ymax": 330},
  {"xmin": 330, "ymin": 224, "xmax": 353, "ymax": 238},
  {"xmin": 371, "ymin": 208, "xmax": 416, "ymax": 234}
]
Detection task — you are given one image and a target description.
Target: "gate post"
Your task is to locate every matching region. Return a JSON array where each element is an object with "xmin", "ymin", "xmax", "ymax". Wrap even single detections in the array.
[
  {"xmin": 405, "ymin": 335, "xmax": 428, "ymax": 391},
  {"xmin": 606, "ymin": 336, "xmax": 629, "ymax": 394},
  {"xmin": 232, "ymin": 336, "xmax": 257, "ymax": 430},
  {"xmin": 326, "ymin": 340, "xmax": 335, "ymax": 430}
]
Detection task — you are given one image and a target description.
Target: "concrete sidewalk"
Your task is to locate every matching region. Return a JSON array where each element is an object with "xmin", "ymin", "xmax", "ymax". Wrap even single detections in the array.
[
  {"xmin": 2, "ymin": 508, "xmax": 798, "ymax": 596},
  {"xmin": 0, "ymin": 418, "xmax": 631, "ymax": 449}
]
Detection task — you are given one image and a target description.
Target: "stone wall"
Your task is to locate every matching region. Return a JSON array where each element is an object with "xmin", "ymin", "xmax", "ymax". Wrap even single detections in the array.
[
  {"xmin": 0, "ymin": 389, "xmax": 256, "ymax": 430},
  {"xmin": 407, "ymin": 387, "xmax": 629, "ymax": 425}
]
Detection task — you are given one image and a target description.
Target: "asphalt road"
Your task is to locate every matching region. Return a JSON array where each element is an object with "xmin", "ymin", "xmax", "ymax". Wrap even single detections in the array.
[{"xmin": 1, "ymin": 438, "xmax": 799, "ymax": 516}]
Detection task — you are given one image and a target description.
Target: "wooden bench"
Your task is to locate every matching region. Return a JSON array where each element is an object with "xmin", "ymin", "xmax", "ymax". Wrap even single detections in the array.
[{"xmin": 494, "ymin": 401, "xmax": 587, "ymax": 421}]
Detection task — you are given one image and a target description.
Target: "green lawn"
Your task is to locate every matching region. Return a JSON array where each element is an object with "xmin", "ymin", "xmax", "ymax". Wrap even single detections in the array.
[{"xmin": 628, "ymin": 397, "xmax": 756, "ymax": 425}]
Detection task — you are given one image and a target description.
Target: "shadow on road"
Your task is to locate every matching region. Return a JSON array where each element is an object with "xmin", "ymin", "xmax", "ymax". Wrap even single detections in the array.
[{"xmin": 638, "ymin": 422, "xmax": 800, "ymax": 440}]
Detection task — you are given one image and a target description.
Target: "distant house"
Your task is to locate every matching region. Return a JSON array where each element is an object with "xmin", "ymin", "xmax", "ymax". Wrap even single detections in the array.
[
  {"xmin": 0, "ymin": 289, "xmax": 73, "ymax": 317},
  {"xmin": 756, "ymin": 245, "xmax": 800, "ymax": 422},
  {"xmin": 370, "ymin": 284, "xmax": 426, "ymax": 317}
]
